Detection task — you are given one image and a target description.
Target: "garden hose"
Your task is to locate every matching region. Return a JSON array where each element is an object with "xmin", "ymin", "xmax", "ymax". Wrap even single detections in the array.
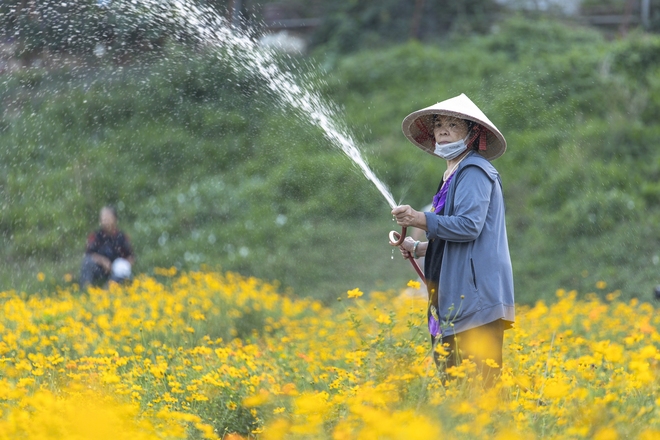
[{"xmin": 389, "ymin": 227, "xmax": 426, "ymax": 284}]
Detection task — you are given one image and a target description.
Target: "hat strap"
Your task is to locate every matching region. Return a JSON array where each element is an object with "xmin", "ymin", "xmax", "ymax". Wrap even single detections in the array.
[{"xmin": 467, "ymin": 125, "xmax": 488, "ymax": 151}]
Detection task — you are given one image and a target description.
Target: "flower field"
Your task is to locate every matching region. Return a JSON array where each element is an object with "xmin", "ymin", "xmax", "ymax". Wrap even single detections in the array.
[{"xmin": 1, "ymin": 270, "xmax": 659, "ymax": 439}]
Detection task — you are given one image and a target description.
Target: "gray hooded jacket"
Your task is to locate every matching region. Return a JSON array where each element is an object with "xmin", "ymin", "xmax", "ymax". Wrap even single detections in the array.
[{"xmin": 423, "ymin": 151, "xmax": 515, "ymax": 336}]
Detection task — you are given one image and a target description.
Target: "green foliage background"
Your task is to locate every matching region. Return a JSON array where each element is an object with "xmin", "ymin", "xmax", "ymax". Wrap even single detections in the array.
[{"xmin": 2, "ymin": 14, "xmax": 660, "ymax": 304}]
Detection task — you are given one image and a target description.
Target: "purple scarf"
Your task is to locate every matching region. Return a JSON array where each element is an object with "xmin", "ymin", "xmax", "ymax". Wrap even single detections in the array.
[
  {"xmin": 431, "ymin": 173, "xmax": 455, "ymax": 215},
  {"xmin": 428, "ymin": 306, "xmax": 441, "ymax": 337}
]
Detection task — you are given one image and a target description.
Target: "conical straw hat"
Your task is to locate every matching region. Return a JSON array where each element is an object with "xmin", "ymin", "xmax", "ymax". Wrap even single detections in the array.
[{"xmin": 401, "ymin": 93, "xmax": 507, "ymax": 161}]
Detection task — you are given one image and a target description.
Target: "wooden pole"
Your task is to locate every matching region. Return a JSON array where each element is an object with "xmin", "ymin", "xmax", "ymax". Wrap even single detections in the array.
[
  {"xmin": 410, "ymin": 0, "xmax": 426, "ymax": 40},
  {"xmin": 619, "ymin": 0, "xmax": 636, "ymax": 35}
]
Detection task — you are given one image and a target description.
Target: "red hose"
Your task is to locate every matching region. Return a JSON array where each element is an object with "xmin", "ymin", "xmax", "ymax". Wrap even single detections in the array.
[{"xmin": 389, "ymin": 228, "xmax": 426, "ymax": 284}]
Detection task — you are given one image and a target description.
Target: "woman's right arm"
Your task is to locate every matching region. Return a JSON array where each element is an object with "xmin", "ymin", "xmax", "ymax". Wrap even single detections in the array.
[
  {"xmin": 399, "ymin": 236, "xmax": 428, "ymax": 259},
  {"xmin": 425, "ymin": 166, "xmax": 492, "ymax": 242}
]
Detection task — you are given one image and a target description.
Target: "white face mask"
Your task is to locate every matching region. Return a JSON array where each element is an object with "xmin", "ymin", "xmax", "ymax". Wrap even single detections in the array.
[{"xmin": 433, "ymin": 135, "xmax": 469, "ymax": 160}]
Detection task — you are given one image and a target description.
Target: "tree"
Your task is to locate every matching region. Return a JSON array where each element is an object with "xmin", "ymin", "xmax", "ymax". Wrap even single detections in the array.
[
  {"xmin": 0, "ymin": 0, "xmax": 172, "ymax": 63},
  {"xmin": 309, "ymin": 0, "xmax": 502, "ymax": 54}
]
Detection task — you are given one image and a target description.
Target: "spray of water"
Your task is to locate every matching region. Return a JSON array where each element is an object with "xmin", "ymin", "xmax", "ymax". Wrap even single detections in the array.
[{"xmin": 122, "ymin": 0, "xmax": 397, "ymax": 209}]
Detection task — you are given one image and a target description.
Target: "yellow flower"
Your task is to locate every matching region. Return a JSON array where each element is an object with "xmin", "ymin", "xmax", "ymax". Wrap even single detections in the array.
[
  {"xmin": 263, "ymin": 418, "xmax": 290, "ymax": 440},
  {"xmin": 606, "ymin": 291, "xmax": 621, "ymax": 301},
  {"xmin": 243, "ymin": 389, "xmax": 270, "ymax": 407},
  {"xmin": 453, "ymin": 401, "xmax": 476, "ymax": 415},
  {"xmin": 596, "ymin": 280, "xmax": 607, "ymax": 289},
  {"xmin": 376, "ymin": 314, "xmax": 391, "ymax": 325},
  {"xmin": 604, "ymin": 343, "xmax": 624, "ymax": 363},
  {"xmin": 640, "ymin": 430, "xmax": 660, "ymax": 440},
  {"xmin": 294, "ymin": 392, "xmax": 329, "ymax": 415},
  {"xmin": 347, "ymin": 288, "xmax": 363, "ymax": 299},
  {"xmin": 593, "ymin": 427, "xmax": 619, "ymax": 440},
  {"xmin": 407, "ymin": 280, "xmax": 421, "ymax": 290},
  {"xmin": 37, "ymin": 272, "xmax": 45, "ymax": 282},
  {"xmin": 543, "ymin": 378, "xmax": 571, "ymax": 399},
  {"xmin": 485, "ymin": 358, "xmax": 500, "ymax": 369}
]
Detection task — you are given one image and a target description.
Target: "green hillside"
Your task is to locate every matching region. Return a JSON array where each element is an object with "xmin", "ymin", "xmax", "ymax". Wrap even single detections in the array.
[{"xmin": 2, "ymin": 17, "xmax": 660, "ymax": 303}]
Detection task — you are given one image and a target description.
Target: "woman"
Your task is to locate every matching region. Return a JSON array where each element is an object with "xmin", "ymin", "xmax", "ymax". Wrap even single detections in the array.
[{"xmin": 391, "ymin": 93, "xmax": 514, "ymax": 386}]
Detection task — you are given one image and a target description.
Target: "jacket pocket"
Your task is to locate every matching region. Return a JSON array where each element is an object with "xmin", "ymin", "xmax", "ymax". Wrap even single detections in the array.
[{"xmin": 470, "ymin": 258, "xmax": 477, "ymax": 290}]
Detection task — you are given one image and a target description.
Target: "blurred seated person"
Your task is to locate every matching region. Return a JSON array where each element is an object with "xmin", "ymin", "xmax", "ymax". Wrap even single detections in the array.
[{"xmin": 80, "ymin": 206, "xmax": 135, "ymax": 288}]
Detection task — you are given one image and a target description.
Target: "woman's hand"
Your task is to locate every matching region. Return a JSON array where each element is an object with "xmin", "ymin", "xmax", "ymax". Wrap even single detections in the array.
[
  {"xmin": 391, "ymin": 205, "xmax": 427, "ymax": 230},
  {"xmin": 398, "ymin": 236, "xmax": 428, "ymax": 260},
  {"xmin": 398, "ymin": 236, "xmax": 417, "ymax": 260}
]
